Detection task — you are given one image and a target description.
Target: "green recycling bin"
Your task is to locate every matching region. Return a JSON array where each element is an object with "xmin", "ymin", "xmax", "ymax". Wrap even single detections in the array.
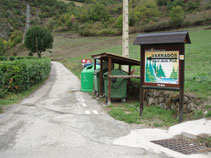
[
  {"xmin": 81, "ymin": 65, "xmax": 100, "ymax": 92},
  {"xmin": 94, "ymin": 68, "xmax": 108, "ymax": 95},
  {"xmin": 103, "ymin": 69, "xmax": 128, "ymax": 101}
]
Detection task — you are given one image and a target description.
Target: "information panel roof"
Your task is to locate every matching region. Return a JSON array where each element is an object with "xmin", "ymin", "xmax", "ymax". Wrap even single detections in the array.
[{"xmin": 134, "ymin": 31, "xmax": 191, "ymax": 45}]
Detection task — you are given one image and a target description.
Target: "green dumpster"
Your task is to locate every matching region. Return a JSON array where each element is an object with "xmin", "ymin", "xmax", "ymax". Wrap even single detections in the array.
[
  {"xmin": 81, "ymin": 65, "xmax": 100, "ymax": 92},
  {"xmin": 94, "ymin": 68, "xmax": 108, "ymax": 95},
  {"xmin": 103, "ymin": 69, "xmax": 128, "ymax": 101}
]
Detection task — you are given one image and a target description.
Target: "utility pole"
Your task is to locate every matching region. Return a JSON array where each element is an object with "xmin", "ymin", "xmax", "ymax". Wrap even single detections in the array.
[{"xmin": 122, "ymin": 0, "xmax": 129, "ymax": 71}]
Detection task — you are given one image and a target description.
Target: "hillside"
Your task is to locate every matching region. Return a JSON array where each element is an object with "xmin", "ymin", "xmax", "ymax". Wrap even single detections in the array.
[
  {"xmin": 1, "ymin": 0, "xmax": 211, "ymax": 40},
  {"xmin": 0, "ymin": 0, "xmax": 71, "ymax": 40},
  {"xmin": 0, "ymin": 0, "xmax": 211, "ymax": 56}
]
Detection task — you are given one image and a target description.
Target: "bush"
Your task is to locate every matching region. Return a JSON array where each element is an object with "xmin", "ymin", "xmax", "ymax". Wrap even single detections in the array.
[
  {"xmin": 0, "ymin": 56, "xmax": 7, "ymax": 61},
  {"xmin": 185, "ymin": 0, "xmax": 200, "ymax": 11},
  {"xmin": 0, "ymin": 88, "xmax": 7, "ymax": 99},
  {"xmin": 115, "ymin": 15, "xmax": 123, "ymax": 31},
  {"xmin": 169, "ymin": 5, "xmax": 184, "ymax": 26},
  {"xmin": 0, "ymin": 58, "xmax": 51, "ymax": 93},
  {"xmin": 167, "ymin": 0, "xmax": 184, "ymax": 9},
  {"xmin": 132, "ymin": 0, "xmax": 160, "ymax": 24},
  {"xmin": 0, "ymin": 40, "xmax": 6, "ymax": 56},
  {"xmin": 79, "ymin": 3, "xmax": 110, "ymax": 23},
  {"xmin": 8, "ymin": 30, "xmax": 23, "ymax": 49}
]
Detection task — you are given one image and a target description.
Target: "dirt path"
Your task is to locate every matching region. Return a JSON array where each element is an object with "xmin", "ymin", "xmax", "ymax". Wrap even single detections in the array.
[{"xmin": 0, "ymin": 62, "xmax": 169, "ymax": 158}]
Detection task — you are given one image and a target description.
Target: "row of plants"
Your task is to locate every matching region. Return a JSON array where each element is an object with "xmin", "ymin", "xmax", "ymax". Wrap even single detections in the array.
[
  {"xmin": 0, "ymin": 58, "xmax": 51, "ymax": 98},
  {"xmin": 0, "ymin": 56, "xmax": 38, "ymax": 61}
]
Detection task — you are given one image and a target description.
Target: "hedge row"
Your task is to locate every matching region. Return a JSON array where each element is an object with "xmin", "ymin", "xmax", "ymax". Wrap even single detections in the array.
[
  {"xmin": 0, "ymin": 58, "xmax": 51, "ymax": 93},
  {"xmin": 0, "ymin": 56, "xmax": 38, "ymax": 61}
]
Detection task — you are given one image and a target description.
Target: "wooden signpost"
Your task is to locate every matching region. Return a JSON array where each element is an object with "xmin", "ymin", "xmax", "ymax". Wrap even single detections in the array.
[{"xmin": 134, "ymin": 31, "xmax": 191, "ymax": 122}]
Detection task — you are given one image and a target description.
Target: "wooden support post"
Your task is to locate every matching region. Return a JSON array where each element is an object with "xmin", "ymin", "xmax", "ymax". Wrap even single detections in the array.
[
  {"xmin": 140, "ymin": 47, "xmax": 144, "ymax": 116},
  {"xmin": 108, "ymin": 57, "xmax": 112, "ymax": 105},
  {"xmin": 93, "ymin": 59, "xmax": 96, "ymax": 94},
  {"xmin": 94, "ymin": 59, "xmax": 96, "ymax": 70},
  {"xmin": 127, "ymin": 65, "xmax": 131, "ymax": 89},
  {"xmin": 99, "ymin": 59, "xmax": 103, "ymax": 97},
  {"xmin": 119, "ymin": 64, "xmax": 122, "ymax": 70},
  {"xmin": 179, "ymin": 88, "xmax": 184, "ymax": 122},
  {"xmin": 179, "ymin": 45, "xmax": 185, "ymax": 122}
]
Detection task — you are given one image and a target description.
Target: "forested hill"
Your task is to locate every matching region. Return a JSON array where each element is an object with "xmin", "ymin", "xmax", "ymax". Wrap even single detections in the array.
[
  {"xmin": 0, "ymin": 0, "xmax": 71, "ymax": 39},
  {"xmin": 0, "ymin": 0, "xmax": 211, "ymax": 41}
]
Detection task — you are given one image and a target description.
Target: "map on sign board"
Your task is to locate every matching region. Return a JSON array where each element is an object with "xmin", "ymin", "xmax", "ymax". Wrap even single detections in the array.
[{"xmin": 145, "ymin": 50, "xmax": 179, "ymax": 85}]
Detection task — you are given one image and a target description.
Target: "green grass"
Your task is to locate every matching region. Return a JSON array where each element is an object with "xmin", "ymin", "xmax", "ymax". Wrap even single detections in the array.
[
  {"xmin": 0, "ymin": 78, "xmax": 48, "ymax": 113},
  {"xmin": 108, "ymin": 103, "xmax": 177, "ymax": 127}
]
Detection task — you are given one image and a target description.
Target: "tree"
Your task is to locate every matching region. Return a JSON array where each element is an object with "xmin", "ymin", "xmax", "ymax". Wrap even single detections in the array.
[
  {"xmin": 115, "ymin": 15, "xmax": 123, "ymax": 31},
  {"xmin": 24, "ymin": 26, "xmax": 53, "ymax": 58},
  {"xmin": 132, "ymin": 0, "xmax": 160, "ymax": 24},
  {"xmin": 0, "ymin": 39, "xmax": 5, "ymax": 56},
  {"xmin": 157, "ymin": 0, "xmax": 169, "ymax": 6},
  {"xmin": 169, "ymin": 5, "xmax": 184, "ymax": 26}
]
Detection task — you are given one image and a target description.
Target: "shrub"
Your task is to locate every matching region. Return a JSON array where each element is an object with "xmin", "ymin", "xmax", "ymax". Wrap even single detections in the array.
[
  {"xmin": 9, "ymin": 56, "xmax": 16, "ymax": 61},
  {"xmin": 0, "ymin": 39, "xmax": 6, "ymax": 56},
  {"xmin": 115, "ymin": 15, "xmax": 123, "ymax": 31},
  {"xmin": 132, "ymin": 0, "xmax": 160, "ymax": 24},
  {"xmin": 185, "ymin": 0, "xmax": 200, "ymax": 11},
  {"xmin": 8, "ymin": 30, "xmax": 23, "ymax": 49},
  {"xmin": 167, "ymin": 0, "xmax": 184, "ymax": 9},
  {"xmin": 169, "ymin": 5, "xmax": 184, "ymax": 26},
  {"xmin": 0, "ymin": 56, "xmax": 7, "ymax": 61},
  {"xmin": 9, "ymin": 30, "xmax": 23, "ymax": 41},
  {"xmin": 0, "ymin": 88, "xmax": 7, "ymax": 99},
  {"xmin": 0, "ymin": 58, "xmax": 51, "ymax": 93},
  {"xmin": 79, "ymin": 3, "xmax": 110, "ymax": 23},
  {"xmin": 157, "ymin": 0, "xmax": 169, "ymax": 6}
]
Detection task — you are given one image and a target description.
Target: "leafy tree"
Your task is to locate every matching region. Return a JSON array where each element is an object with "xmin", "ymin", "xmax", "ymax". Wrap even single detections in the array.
[
  {"xmin": 8, "ymin": 30, "xmax": 23, "ymax": 48},
  {"xmin": 24, "ymin": 26, "xmax": 53, "ymax": 58},
  {"xmin": 169, "ymin": 5, "xmax": 184, "ymax": 26},
  {"xmin": 47, "ymin": 18, "xmax": 56, "ymax": 31},
  {"xmin": 157, "ymin": 0, "xmax": 169, "ymax": 6},
  {"xmin": 0, "ymin": 39, "xmax": 5, "ymax": 56},
  {"xmin": 132, "ymin": 0, "xmax": 160, "ymax": 24},
  {"xmin": 185, "ymin": 0, "xmax": 200, "ymax": 11},
  {"xmin": 115, "ymin": 15, "xmax": 123, "ymax": 31},
  {"xmin": 167, "ymin": 0, "xmax": 184, "ymax": 9},
  {"xmin": 79, "ymin": 3, "xmax": 110, "ymax": 23},
  {"xmin": 9, "ymin": 30, "xmax": 23, "ymax": 41}
]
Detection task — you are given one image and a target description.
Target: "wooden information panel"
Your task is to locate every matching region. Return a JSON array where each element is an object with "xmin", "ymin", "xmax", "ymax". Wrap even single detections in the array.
[{"xmin": 134, "ymin": 31, "xmax": 191, "ymax": 122}]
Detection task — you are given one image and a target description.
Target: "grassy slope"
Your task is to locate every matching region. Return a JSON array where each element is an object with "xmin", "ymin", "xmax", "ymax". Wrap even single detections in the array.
[{"xmin": 59, "ymin": 26, "xmax": 211, "ymax": 100}]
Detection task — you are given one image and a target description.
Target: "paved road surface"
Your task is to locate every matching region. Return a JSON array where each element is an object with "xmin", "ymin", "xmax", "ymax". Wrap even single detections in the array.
[{"xmin": 0, "ymin": 62, "xmax": 170, "ymax": 158}]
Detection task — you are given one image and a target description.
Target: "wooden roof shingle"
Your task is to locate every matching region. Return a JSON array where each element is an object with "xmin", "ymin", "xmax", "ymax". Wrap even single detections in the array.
[{"xmin": 134, "ymin": 31, "xmax": 191, "ymax": 45}]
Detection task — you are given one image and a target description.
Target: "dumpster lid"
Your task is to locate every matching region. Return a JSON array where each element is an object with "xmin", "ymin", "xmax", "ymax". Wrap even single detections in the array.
[{"xmin": 91, "ymin": 53, "xmax": 140, "ymax": 66}]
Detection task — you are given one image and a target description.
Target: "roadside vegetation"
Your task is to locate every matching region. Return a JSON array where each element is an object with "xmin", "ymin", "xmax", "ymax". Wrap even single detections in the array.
[{"xmin": 0, "ymin": 57, "xmax": 51, "ymax": 112}]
